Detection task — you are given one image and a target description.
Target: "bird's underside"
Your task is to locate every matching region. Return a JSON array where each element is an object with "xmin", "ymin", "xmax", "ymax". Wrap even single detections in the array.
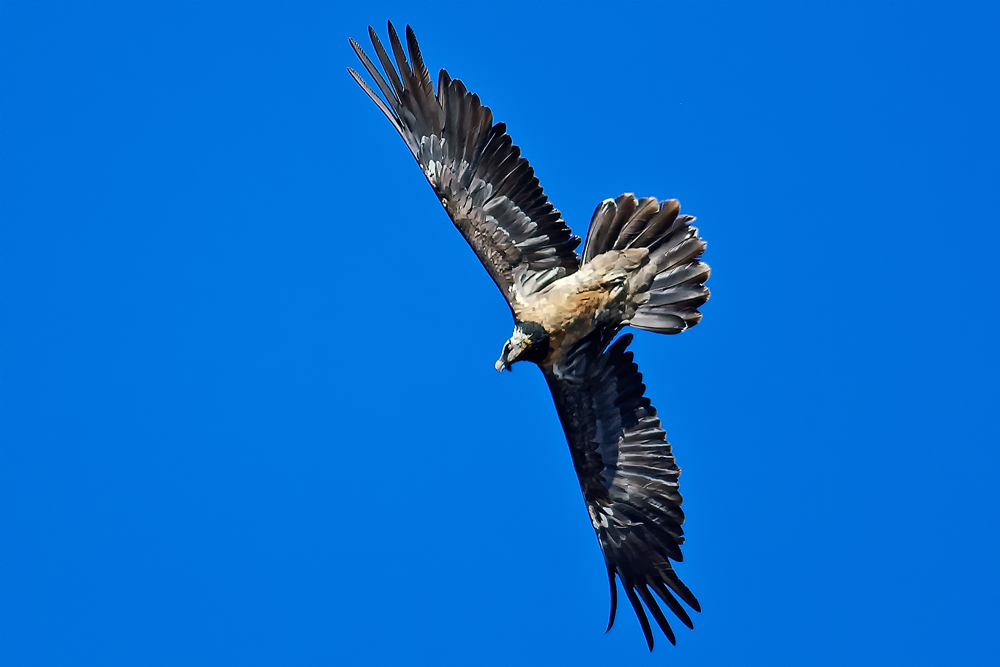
[{"xmin": 349, "ymin": 22, "xmax": 710, "ymax": 651}]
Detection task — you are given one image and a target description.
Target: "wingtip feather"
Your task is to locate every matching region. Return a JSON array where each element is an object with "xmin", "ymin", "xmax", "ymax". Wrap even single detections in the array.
[
  {"xmin": 624, "ymin": 585, "xmax": 655, "ymax": 651},
  {"xmin": 605, "ymin": 566, "xmax": 618, "ymax": 633},
  {"xmin": 638, "ymin": 585, "xmax": 677, "ymax": 646}
]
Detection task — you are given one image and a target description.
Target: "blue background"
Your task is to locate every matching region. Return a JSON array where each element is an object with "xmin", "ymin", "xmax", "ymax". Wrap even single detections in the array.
[{"xmin": 4, "ymin": 1, "xmax": 999, "ymax": 664}]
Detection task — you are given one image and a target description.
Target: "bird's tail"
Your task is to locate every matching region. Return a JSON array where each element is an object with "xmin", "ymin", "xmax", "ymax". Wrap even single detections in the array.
[{"xmin": 581, "ymin": 194, "xmax": 710, "ymax": 334}]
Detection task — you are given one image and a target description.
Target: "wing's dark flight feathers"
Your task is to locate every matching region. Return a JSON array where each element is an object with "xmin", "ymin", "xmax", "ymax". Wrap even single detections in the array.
[
  {"xmin": 650, "ymin": 580, "xmax": 694, "ymax": 630},
  {"xmin": 439, "ymin": 77, "xmax": 459, "ymax": 158},
  {"xmin": 468, "ymin": 117, "xmax": 494, "ymax": 183},
  {"xmin": 387, "ymin": 24, "xmax": 438, "ymax": 142},
  {"xmin": 543, "ymin": 331, "xmax": 700, "ymax": 646},
  {"xmin": 454, "ymin": 82, "xmax": 474, "ymax": 168},
  {"xmin": 405, "ymin": 25, "xmax": 437, "ymax": 107},
  {"xmin": 346, "ymin": 67, "xmax": 401, "ymax": 135},
  {"xmin": 466, "ymin": 101, "xmax": 494, "ymax": 175},
  {"xmin": 612, "ymin": 503, "xmax": 681, "ymax": 562},
  {"xmin": 637, "ymin": 584, "xmax": 677, "ymax": 646},
  {"xmin": 624, "ymin": 506, "xmax": 683, "ymax": 562},
  {"xmin": 653, "ymin": 562, "xmax": 700, "ymax": 612},
  {"xmin": 368, "ymin": 27, "xmax": 404, "ymax": 103},
  {"xmin": 437, "ymin": 68, "xmax": 452, "ymax": 93},
  {"xmin": 498, "ymin": 165, "xmax": 535, "ymax": 204},
  {"xmin": 624, "ymin": 582, "xmax": 656, "ymax": 651},
  {"xmin": 479, "ymin": 130, "xmax": 514, "ymax": 187},
  {"xmin": 636, "ymin": 494, "xmax": 684, "ymax": 529},
  {"xmin": 467, "ymin": 97, "xmax": 489, "ymax": 167},
  {"xmin": 453, "ymin": 82, "xmax": 473, "ymax": 165},
  {"xmin": 352, "ymin": 22, "xmax": 581, "ymax": 304},
  {"xmin": 456, "ymin": 90, "xmax": 476, "ymax": 166},
  {"xmin": 485, "ymin": 157, "xmax": 522, "ymax": 207},
  {"xmin": 386, "ymin": 22, "xmax": 412, "ymax": 84},
  {"xmin": 349, "ymin": 40, "xmax": 398, "ymax": 116},
  {"xmin": 487, "ymin": 145, "xmax": 523, "ymax": 196},
  {"xmin": 605, "ymin": 563, "xmax": 618, "ymax": 633},
  {"xmin": 479, "ymin": 123, "xmax": 507, "ymax": 169}
]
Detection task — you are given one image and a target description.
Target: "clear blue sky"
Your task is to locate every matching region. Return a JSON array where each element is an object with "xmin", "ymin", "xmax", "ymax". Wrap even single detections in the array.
[{"xmin": 3, "ymin": 1, "xmax": 999, "ymax": 665}]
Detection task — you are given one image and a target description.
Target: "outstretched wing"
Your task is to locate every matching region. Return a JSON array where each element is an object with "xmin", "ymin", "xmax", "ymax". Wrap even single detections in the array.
[
  {"xmin": 348, "ymin": 23, "xmax": 581, "ymax": 308},
  {"xmin": 543, "ymin": 332, "xmax": 700, "ymax": 651}
]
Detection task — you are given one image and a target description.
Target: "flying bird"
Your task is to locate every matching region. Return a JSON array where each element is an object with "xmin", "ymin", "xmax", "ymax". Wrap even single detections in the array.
[{"xmin": 348, "ymin": 23, "xmax": 710, "ymax": 651}]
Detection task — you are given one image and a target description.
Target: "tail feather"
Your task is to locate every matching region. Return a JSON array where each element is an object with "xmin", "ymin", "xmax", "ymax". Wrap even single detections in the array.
[{"xmin": 583, "ymin": 193, "xmax": 710, "ymax": 335}]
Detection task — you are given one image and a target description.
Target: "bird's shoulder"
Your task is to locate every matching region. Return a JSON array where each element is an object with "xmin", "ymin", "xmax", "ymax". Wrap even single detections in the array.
[{"xmin": 514, "ymin": 270, "xmax": 606, "ymax": 329}]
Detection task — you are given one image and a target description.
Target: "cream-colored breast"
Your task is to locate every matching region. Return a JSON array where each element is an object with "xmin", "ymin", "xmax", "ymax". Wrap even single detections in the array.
[{"xmin": 514, "ymin": 249, "xmax": 649, "ymax": 362}]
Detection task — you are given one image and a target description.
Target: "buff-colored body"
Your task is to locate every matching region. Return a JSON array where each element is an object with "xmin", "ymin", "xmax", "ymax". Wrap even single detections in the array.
[{"xmin": 513, "ymin": 248, "xmax": 657, "ymax": 368}]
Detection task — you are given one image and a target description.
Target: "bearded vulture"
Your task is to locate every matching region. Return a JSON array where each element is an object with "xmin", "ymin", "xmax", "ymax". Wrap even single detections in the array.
[{"xmin": 349, "ymin": 23, "xmax": 710, "ymax": 651}]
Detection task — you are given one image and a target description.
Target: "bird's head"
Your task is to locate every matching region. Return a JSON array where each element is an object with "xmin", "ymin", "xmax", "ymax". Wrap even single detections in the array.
[{"xmin": 495, "ymin": 321, "xmax": 550, "ymax": 372}]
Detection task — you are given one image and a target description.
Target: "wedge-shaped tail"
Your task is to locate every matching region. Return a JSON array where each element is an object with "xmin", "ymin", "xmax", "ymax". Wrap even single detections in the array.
[{"xmin": 583, "ymin": 194, "xmax": 710, "ymax": 334}]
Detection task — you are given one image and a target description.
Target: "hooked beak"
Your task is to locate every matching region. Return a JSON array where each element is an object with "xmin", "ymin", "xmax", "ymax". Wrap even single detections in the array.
[{"xmin": 495, "ymin": 341, "xmax": 513, "ymax": 373}]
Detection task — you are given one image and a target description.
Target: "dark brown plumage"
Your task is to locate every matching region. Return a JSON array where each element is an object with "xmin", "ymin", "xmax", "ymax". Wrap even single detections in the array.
[{"xmin": 349, "ymin": 22, "xmax": 710, "ymax": 651}]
